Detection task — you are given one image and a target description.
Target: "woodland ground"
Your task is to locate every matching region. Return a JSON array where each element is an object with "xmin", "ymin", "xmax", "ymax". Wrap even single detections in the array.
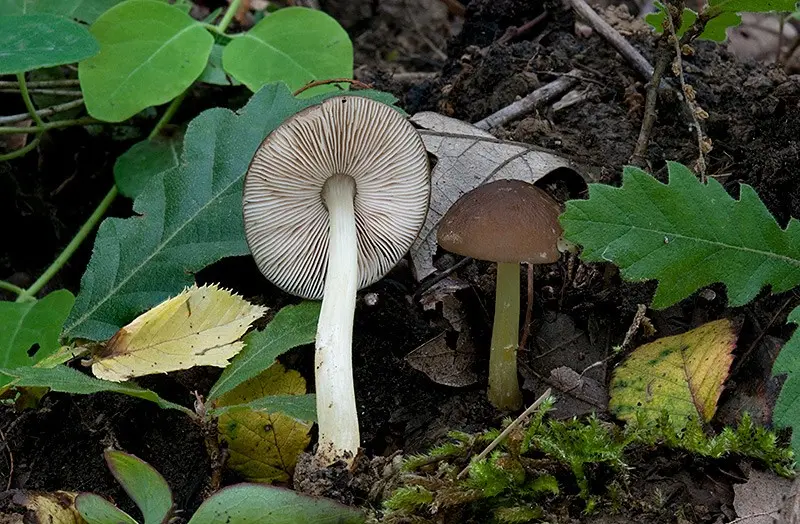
[{"xmin": 1, "ymin": 0, "xmax": 799, "ymax": 521}]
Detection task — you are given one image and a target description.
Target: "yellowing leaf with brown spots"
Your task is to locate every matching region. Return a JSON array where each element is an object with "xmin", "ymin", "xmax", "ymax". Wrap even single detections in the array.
[
  {"xmin": 217, "ymin": 362, "xmax": 311, "ymax": 483},
  {"xmin": 91, "ymin": 284, "xmax": 267, "ymax": 382},
  {"xmin": 609, "ymin": 318, "xmax": 738, "ymax": 428},
  {"xmin": 12, "ymin": 491, "xmax": 87, "ymax": 524}
]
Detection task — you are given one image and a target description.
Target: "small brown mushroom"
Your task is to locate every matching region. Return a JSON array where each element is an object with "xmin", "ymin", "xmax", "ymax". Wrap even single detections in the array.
[
  {"xmin": 437, "ymin": 179, "xmax": 563, "ymax": 410},
  {"xmin": 243, "ymin": 95, "xmax": 431, "ymax": 465}
]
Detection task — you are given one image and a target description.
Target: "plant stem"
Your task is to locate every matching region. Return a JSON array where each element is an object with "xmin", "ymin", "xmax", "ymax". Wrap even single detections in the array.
[
  {"xmin": 0, "ymin": 79, "xmax": 80, "ymax": 88},
  {"xmin": 0, "ymin": 117, "xmax": 95, "ymax": 135},
  {"xmin": 0, "ymin": 136, "xmax": 40, "ymax": 162},
  {"xmin": 148, "ymin": 91, "xmax": 187, "ymax": 140},
  {"xmin": 16, "ymin": 186, "xmax": 118, "ymax": 302},
  {"xmin": 630, "ymin": 35, "xmax": 671, "ymax": 168},
  {"xmin": 217, "ymin": 0, "xmax": 243, "ymax": 32},
  {"xmin": 488, "ymin": 262, "xmax": 523, "ymax": 411},
  {"xmin": 0, "ymin": 281, "xmax": 25, "ymax": 296},
  {"xmin": 0, "ymin": 89, "xmax": 82, "ymax": 96},
  {"xmin": 16, "ymin": 73, "xmax": 45, "ymax": 129},
  {"xmin": 315, "ymin": 174, "xmax": 360, "ymax": 465},
  {"xmin": 0, "ymin": 97, "xmax": 84, "ymax": 126}
]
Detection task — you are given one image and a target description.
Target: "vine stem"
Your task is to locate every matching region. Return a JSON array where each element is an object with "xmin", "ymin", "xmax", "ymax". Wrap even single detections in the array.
[
  {"xmin": 16, "ymin": 186, "xmax": 119, "ymax": 302},
  {"xmin": 0, "ymin": 281, "xmax": 25, "ymax": 296},
  {"xmin": 16, "ymin": 73, "xmax": 45, "ymax": 129},
  {"xmin": 0, "ymin": 117, "xmax": 95, "ymax": 135},
  {"xmin": 149, "ymin": 90, "xmax": 187, "ymax": 140},
  {"xmin": 217, "ymin": 0, "xmax": 243, "ymax": 32},
  {"xmin": 0, "ymin": 136, "xmax": 41, "ymax": 162},
  {"xmin": 0, "ymin": 99, "xmax": 85, "ymax": 125}
]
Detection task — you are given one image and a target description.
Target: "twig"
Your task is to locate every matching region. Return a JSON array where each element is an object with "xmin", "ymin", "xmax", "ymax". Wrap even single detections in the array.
[
  {"xmin": 497, "ymin": 11, "xmax": 549, "ymax": 45},
  {"xmin": 293, "ymin": 78, "xmax": 373, "ymax": 97},
  {"xmin": 0, "ymin": 117, "xmax": 96, "ymax": 135},
  {"xmin": 733, "ymin": 295, "xmax": 797, "ymax": 375},
  {"xmin": 519, "ymin": 264, "xmax": 534, "ymax": 352},
  {"xmin": 0, "ymin": 98, "xmax": 84, "ymax": 125},
  {"xmin": 457, "ymin": 388, "xmax": 552, "ymax": 479},
  {"xmin": 392, "ymin": 72, "xmax": 438, "ymax": 82},
  {"xmin": 728, "ymin": 510, "xmax": 781, "ymax": 523},
  {"xmin": 630, "ymin": 35, "xmax": 672, "ymax": 167},
  {"xmin": 565, "ymin": 0, "xmax": 654, "ymax": 80},
  {"xmin": 663, "ymin": 6, "xmax": 709, "ymax": 179},
  {"xmin": 0, "ymin": 79, "xmax": 80, "ymax": 88},
  {"xmin": 619, "ymin": 303, "xmax": 648, "ymax": 351},
  {"xmin": 0, "ymin": 427, "xmax": 13, "ymax": 491},
  {"xmin": 0, "ymin": 88, "xmax": 82, "ymax": 96},
  {"xmin": 413, "ymin": 256, "xmax": 473, "ymax": 300},
  {"xmin": 474, "ymin": 70, "xmax": 581, "ymax": 130}
]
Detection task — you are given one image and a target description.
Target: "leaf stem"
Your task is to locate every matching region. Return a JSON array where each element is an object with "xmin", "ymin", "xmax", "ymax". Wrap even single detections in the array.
[
  {"xmin": 0, "ymin": 280, "xmax": 25, "ymax": 296},
  {"xmin": 16, "ymin": 73, "xmax": 45, "ymax": 129},
  {"xmin": 217, "ymin": 0, "xmax": 243, "ymax": 32},
  {"xmin": 0, "ymin": 98, "xmax": 85, "ymax": 126},
  {"xmin": 0, "ymin": 79, "xmax": 80, "ymax": 88},
  {"xmin": 0, "ymin": 117, "xmax": 97, "ymax": 135},
  {"xmin": 148, "ymin": 90, "xmax": 187, "ymax": 140},
  {"xmin": 16, "ymin": 186, "xmax": 119, "ymax": 302},
  {"xmin": 0, "ymin": 136, "xmax": 40, "ymax": 161}
]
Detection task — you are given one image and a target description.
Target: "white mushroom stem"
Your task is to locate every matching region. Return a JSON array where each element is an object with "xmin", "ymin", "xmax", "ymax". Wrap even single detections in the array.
[{"xmin": 315, "ymin": 174, "xmax": 360, "ymax": 465}]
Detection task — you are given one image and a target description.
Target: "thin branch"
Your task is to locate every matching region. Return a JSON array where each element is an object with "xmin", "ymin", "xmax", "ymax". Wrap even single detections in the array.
[
  {"xmin": 0, "ymin": 79, "xmax": 80, "ymax": 88},
  {"xmin": 565, "ymin": 0, "xmax": 654, "ymax": 80},
  {"xmin": 0, "ymin": 280, "xmax": 25, "ymax": 296},
  {"xmin": 0, "ymin": 88, "xmax": 82, "ymax": 96},
  {"xmin": 0, "ymin": 117, "xmax": 96, "ymax": 135},
  {"xmin": 457, "ymin": 388, "xmax": 552, "ymax": 479},
  {"xmin": 16, "ymin": 73, "xmax": 45, "ymax": 129},
  {"xmin": 0, "ymin": 98, "xmax": 85, "ymax": 125},
  {"xmin": 519, "ymin": 264, "xmax": 534, "ymax": 352},
  {"xmin": 474, "ymin": 70, "xmax": 581, "ymax": 130}
]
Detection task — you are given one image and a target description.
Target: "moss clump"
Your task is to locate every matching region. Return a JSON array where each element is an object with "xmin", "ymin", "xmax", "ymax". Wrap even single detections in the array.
[{"xmin": 380, "ymin": 396, "xmax": 795, "ymax": 523}]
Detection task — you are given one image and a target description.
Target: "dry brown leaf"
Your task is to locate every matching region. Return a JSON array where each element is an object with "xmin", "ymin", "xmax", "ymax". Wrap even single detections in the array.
[
  {"xmin": 406, "ymin": 329, "xmax": 478, "ymax": 387},
  {"xmin": 11, "ymin": 491, "xmax": 86, "ymax": 524},
  {"xmin": 407, "ymin": 112, "xmax": 587, "ymax": 280},
  {"xmin": 734, "ymin": 469, "xmax": 794, "ymax": 524}
]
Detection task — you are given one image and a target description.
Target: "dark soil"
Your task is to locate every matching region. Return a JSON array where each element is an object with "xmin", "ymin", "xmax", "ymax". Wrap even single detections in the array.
[{"xmin": 2, "ymin": 0, "xmax": 799, "ymax": 522}]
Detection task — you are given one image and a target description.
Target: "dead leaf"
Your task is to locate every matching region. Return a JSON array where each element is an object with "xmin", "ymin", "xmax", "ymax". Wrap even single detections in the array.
[
  {"xmin": 548, "ymin": 366, "xmax": 608, "ymax": 415},
  {"xmin": 407, "ymin": 112, "xmax": 588, "ymax": 279},
  {"xmin": 734, "ymin": 469, "xmax": 794, "ymax": 524},
  {"xmin": 11, "ymin": 491, "xmax": 86, "ymax": 524},
  {"xmin": 609, "ymin": 319, "xmax": 738, "ymax": 428},
  {"xmin": 406, "ymin": 328, "xmax": 478, "ymax": 387},
  {"xmin": 92, "ymin": 284, "xmax": 267, "ymax": 382},
  {"xmin": 778, "ymin": 476, "xmax": 800, "ymax": 524},
  {"xmin": 217, "ymin": 362, "xmax": 312, "ymax": 483}
]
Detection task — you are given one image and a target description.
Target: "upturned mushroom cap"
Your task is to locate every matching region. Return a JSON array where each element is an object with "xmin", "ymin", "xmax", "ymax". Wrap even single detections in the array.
[
  {"xmin": 243, "ymin": 95, "xmax": 430, "ymax": 300},
  {"xmin": 437, "ymin": 179, "xmax": 563, "ymax": 264}
]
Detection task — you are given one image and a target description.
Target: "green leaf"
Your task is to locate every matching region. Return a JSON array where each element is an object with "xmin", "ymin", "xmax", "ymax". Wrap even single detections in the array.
[
  {"xmin": 772, "ymin": 306, "xmax": 800, "ymax": 458},
  {"xmin": 0, "ymin": 365, "xmax": 192, "ymax": 414},
  {"xmin": 644, "ymin": 2, "xmax": 741, "ymax": 42},
  {"xmin": 0, "ymin": 0, "xmax": 126, "ymax": 23},
  {"xmin": 76, "ymin": 493, "xmax": 139, "ymax": 524},
  {"xmin": 0, "ymin": 290, "xmax": 74, "ymax": 389},
  {"xmin": 708, "ymin": 0, "xmax": 798, "ymax": 14},
  {"xmin": 559, "ymin": 161, "xmax": 800, "ymax": 309},
  {"xmin": 187, "ymin": 484, "xmax": 365, "ymax": 524},
  {"xmin": 78, "ymin": 0, "xmax": 214, "ymax": 122},
  {"xmin": 212, "ymin": 393, "xmax": 317, "ymax": 422},
  {"xmin": 104, "ymin": 450, "xmax": 174, "ymax": 524},
  {"xmin": 199, "ymin": 44, "xmax": 239, "ymax": 86},
  {"xmin": 208, "ymin": 301, "xmax": 320, "ymax": 401},
  {"xmin": 114, "ymin": 136, "xmax": 182, "ymax": 200},
  {"xmin": 222, "ymin": 6, "xmax": 353, "ymax": 97},
  {"xmin": 63, "ymin": 85, "xmax": 392, "ymax": 342},
  {"xmin": 0, "ymin": 13, "xmax": 99, "ymax": 74}
]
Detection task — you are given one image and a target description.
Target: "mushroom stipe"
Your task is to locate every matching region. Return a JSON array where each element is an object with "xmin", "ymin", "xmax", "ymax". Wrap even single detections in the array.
[{"xmin": 243, "ymin": 95, "xmax": 431, "ymax": 466}]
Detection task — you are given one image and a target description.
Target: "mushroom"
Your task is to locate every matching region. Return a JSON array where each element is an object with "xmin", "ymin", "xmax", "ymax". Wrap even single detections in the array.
[
  {"xmin": 242, "ymin": 95, "xmax": 431, "ymax": 465},
  {"xmin": 436, "ymin": 179, "xmax": 563, "ymax": 411}
]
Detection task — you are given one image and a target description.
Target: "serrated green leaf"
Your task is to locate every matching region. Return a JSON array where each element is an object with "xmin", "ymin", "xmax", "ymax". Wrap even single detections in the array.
[
  {"xmin": 78, "ymin": 0, "xmax": 214, "ymax": 122},
  {"xmin": 208, "ymin": 301, "xmax": 320, "ymax": 401},
  {"xmin": 772, "ymin": 306, "xmax": 800, "ymax": 458},
  {"xmin": 644, "ymin": 2, "xmax": 741, "ymax": 41},
  {"xmin": 0, "ymin": 0, "xmax": 126, "ymax": 23},
  {"xmin": 222, "ymin": 6, "xmax": 353, "ymax": 98},
  {"xmin": 104, "ymin": 450, "xmax": 173, "ymax": 524},
  {"xmin": 0, "ymin": 290, "xmax": 75, "ymax": 389},
  {"xmin": 76, "ymin": 493, "xmax": 138, "ymax": 524},
  {"xmin": 560, "ymin": 161, "xmax": 800, "ymax": 309},
  {"xmin": 0, "ymin": 365, "xmax": 192, "ymax": 414},
  {"xmin": 114, "ymin": 136, "xmax": 182, "ymax": 200},
  {"xmin": 0, "ymin": 13, "xmax": 99, "ymax": 74},
  {"xmin": 63, "ymin": 87, "xmax": 402, "ymax": 341},
  {"xmin": 187, "ymin": 484, "xmax": 365, "ymax": 524}
]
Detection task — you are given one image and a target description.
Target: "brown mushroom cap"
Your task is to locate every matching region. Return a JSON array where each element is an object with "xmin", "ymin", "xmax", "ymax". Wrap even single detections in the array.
[{"xmin": 437, "ymin": 179, "xmax": 563, "ymax": 264}]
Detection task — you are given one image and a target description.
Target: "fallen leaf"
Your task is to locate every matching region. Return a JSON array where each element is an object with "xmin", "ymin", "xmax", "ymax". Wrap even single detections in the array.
[
  {"xmin": 406, "ymin": 330, "xmax": 478, "ymax": 387},
  {"xmin": 778, "ymin": 476, "xmax": 800, "ymax": 524},
  {"xmin": 608, "ymin": 319, "xmax": 738, "ymax": 428},
  {"xmin": 12, "ymin": 491, "xmax": 86, "ymax": 524},
  {"xmin": 733, "ymin": 469, "xmax": 794, "ymax": 524},
  {"xmin": 407, "ymin": 112, "xmax": 588, "ymax": 279},
  {"xmin": 217, "ymin": 362, "xmax": 312, "ymax": 483},
  {"xmin": 548, "ymin": 366, "xmax": 608, "ymax": 416},
  {"xmin": 91, "ymin": 284, "xmax": 267, "ymax": 382}
]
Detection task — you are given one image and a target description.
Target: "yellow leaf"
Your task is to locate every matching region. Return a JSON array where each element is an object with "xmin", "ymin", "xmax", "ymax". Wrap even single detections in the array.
[
  {"xmin": 217, "ymin": 362, "xmax": 311, "ymax": 483},
  {"xmin": 609, "ymin": 318, "xmax": 738, "ymax": 428},
  {"xmin": 92, "ymin": 284, "xmax": 267, "ymax": 382},
  {"xmin": 12, "ymin": 491, "xmax": 87, "ymax": 524}
]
